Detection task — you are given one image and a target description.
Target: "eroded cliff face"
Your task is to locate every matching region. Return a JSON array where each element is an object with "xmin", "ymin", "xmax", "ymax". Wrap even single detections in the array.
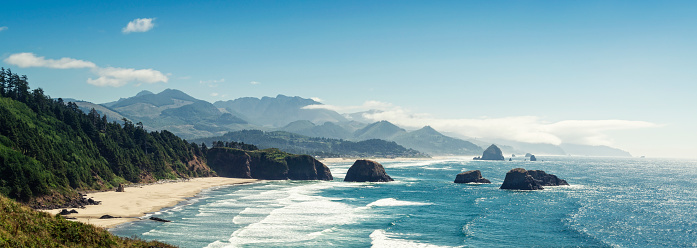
[{"xmin": 206, "ymin": 147, "xmax": 332, "ymax": 180}]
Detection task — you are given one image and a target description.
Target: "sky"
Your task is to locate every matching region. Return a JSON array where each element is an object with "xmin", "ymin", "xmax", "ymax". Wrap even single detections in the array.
[{"xmin": 1, "ymin": 1, "xmax": 696, "ymax": 158}]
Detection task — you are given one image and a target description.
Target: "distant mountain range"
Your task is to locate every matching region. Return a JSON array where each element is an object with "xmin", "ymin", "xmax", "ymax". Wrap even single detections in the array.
[{"xmin": 66, "ymin": 89, "xmax": 632, "ymax": 157}]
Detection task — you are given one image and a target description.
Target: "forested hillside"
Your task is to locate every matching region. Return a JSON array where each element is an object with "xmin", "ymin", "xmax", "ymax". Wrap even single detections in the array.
[{"xmin": 0, "ymin": 68, "xmax": 214, "ymax": 207}]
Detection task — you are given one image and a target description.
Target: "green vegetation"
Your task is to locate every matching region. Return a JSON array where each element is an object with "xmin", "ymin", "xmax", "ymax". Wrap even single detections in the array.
[
  {"xmin": 194, "ymin": 130, "xmax": 429, "ymax": 158},
  {"xmin": 0, "ymin": 68, "xmax": 214, "ymax": 206},
  {"xmin": 0, "ymin": 194, "xmax": 175, "ymax": 247}
]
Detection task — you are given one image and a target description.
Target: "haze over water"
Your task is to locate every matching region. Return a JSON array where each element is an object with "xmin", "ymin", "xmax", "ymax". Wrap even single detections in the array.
[{"xmin": 111, "ymin": 156, "xmax": 697, "ymax": 247}]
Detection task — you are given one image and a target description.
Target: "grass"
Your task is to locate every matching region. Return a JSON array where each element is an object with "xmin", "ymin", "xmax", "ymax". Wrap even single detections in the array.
[{"xmin": 0, "ymin": 194, "xmax": 176, "ymax": 248}]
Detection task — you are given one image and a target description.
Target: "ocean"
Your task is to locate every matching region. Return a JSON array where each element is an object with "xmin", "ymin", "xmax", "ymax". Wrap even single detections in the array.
[{"xmin": 110, "ymin": 157, "xmax": 697, "ymax": 247}]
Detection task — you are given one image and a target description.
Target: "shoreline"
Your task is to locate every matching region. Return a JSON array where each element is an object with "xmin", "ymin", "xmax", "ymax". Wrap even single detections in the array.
[
  {"xmin": 319, "ymin": 156, "xmax": 461, "ymax": 164},
  {"xmin": 40, "ymin": 177, "xmax": 258, "ymax": 228}
]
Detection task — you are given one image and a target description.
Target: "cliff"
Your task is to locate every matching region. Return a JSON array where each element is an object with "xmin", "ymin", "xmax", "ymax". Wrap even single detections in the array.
[{"xmin": 206, "ymin": 147, "xmax": 333, "ymax": 180}]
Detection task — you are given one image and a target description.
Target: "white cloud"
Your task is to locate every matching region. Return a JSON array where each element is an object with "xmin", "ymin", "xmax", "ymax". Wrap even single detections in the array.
[
  {"xmin": 250, "ymin": 81, "xmax": 260, "ymax": 85},
  {"xmin": 199, "ymin": 78, "xmax": 224, "ymax": 87},
  {"xmin": 122, "ymin": 18, "xmax": 155, "ymax": 33},
  {"xmin": 0, "ymin": 26, "xmax": 7, "ymax": 32},
  {"xmin": 310, "ymin": 101, "xmax": 659, "ymax": 146},
  {"xmin": 4, "ymin": 52, "xmax": 96, "ymax": 69},
  {"xmin": 87, "ymin": 67, "xmax": 168, "ymax": 87},
  {"xmin": 210, "ymin": 93, "xmax": 219, "ymax": 97},
  {"xmin": 310, "ymin": 97, "xmax": 323, "ymax": 102}
]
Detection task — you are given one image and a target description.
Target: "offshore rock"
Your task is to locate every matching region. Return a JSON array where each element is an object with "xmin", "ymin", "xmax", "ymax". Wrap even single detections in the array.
[
  {"xmin": 344, "ymin": 160, "xmax": 394, "ymax": 182},
  {"xmin": 480, "ymin": 144, "xmax": 505, "ymax": 161},
  {"xmin": 454, "ymin": 170, "xmax": 491, "ymax": 184},
  {"xmin": 500, "ymin": 168, "xmax": 544, "ymax": 190},
  {"xmin": 529, "ymin": 155, "xmax": 537, "ymax": 161},
  {"xmin": 527, "ymin": 170, "xmax": 569, "ymax": 186}
]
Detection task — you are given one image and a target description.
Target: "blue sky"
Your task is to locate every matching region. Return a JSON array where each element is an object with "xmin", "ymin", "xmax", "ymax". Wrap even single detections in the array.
[{"xmin": 1, "ymin": 1, "xmax": 696, "ymax": 158}]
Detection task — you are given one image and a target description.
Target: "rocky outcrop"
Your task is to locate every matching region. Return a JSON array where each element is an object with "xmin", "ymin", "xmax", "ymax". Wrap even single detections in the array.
[
  {"xmin": 500, "ymin": 168, "xmax": 543, "ymax": 190},
  {"xmin": 525, "ymin": 153, "xmax": 532, "ymax": 157},
  {"xmin": 527, "ymin": 170, "xmax": 569, "ymax": 186},
  {"xmin": 480, "ymin": 144, "xmax": 505, "ymax": 160},
  {"xmin": 344, "ymin": 160, "xmax": 393, "ymax": 182},
  {"xmin": 454, "ymin": 170, "xmax": 491, "ymax": 184},
  {"xmin": 206, "ymin": 147, "xmax": 333, "ymax": 180},
  {"xmin": 99, "ymin": 215, "xmax": 119, "ymax": 219},
  {"xmin": 500, "ymin": 168, "xmax": 569, "ymax": 190},
  {"xmin": 149, "ymin": 217, "xmax": 171, "ymax": 222},
  {"xmin": 529, "ymin": 155, "xmax": 537, "ymax": 161},
  {"xmin": 116, "ymin": 184, "xmax": 125, "ymax": 192}
]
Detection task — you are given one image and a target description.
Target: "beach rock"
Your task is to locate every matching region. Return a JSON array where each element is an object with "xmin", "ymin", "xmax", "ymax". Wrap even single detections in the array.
[
  {"xmin": 149, "ymin": 217, "xmax": 171, "ymax": 222},
  {"xmin": 285, "ymin": 155, "xmax": 333, "ymax": 180},
  {"xmin": 99, "ymin": 215, "xmax": 118, "ymax": 219},
  {"xmin": 480, "ymin": 144, "xmax": 505, "ymax": 160},
  {"xmin": 529, "ymin": 155, "xmax": 537, "ymax": 161},
  {"xmin": 59, "ymin": 209, "xmax": 71, "ymax": 215},
  {"xmin": 454, "ymin": 170, "xmax": 491, "ymax": 184},
  {"xmin": 344, "ymin": 160, "xmax": 394, "ymax": 182},
  {"xmin": 500, "ymin": 168, "xmax": 543, "ymax": 190},
  {"xmin": 69, "ymin": 209, "xmax": 78, "ymax": 214},
  {"xmin": 116, "ymin": 183, "xmax": 125, "ymax": 192},
  {"xmin": 527, "ymin": 170, "xmax": 569, "ymax": 186}
]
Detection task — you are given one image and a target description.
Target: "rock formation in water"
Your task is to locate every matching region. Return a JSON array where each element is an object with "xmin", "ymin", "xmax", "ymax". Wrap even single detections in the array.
[
  {"xmin": 500, "ymin": 168, "xmax": 544, "ymax": 190},
  {"xmin": 529, "ymin": 155, "xmax": 537, "ymax": 161},
  {"xmin": 206, "ymin": 147, "xmax": 333, "ymax": 180},
  {"xmin": 527, "ymin": 170, "xmax": 569, "ymax": 186},
  {"xmin": 500, "ymin": 168, "xmax": 569, "ymax": 190},
  {"xmin": 344, "ymin": 159, "xmax": 394, "ymax": 182},
  {"xmin": 525, "ymin": 153, "xmax": 532, "ymax": 157},
  {"xmin": 480, "ymin": 144, "xmax": 505, "ymax": 160},
  {"xmin": 454, "ymin": 170, "xmax": 491, "ymax": 184}
]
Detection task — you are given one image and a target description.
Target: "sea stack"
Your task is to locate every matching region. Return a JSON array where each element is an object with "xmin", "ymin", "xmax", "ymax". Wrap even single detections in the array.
[
  {"xmin": 480, "ymin": 144, "xmax": 505, "ymax": 161},
  {"xmin": 527, "ymin": 170, "xmax": 569, "ymax": 186},
  {"xmin": 500, "ymin": 168, "xmax": 544, "ymax": 190},
  {"xmin": 529, "ymin": 155, "xmax": 537, "ymax": 161},
  {"xmin": 344, "ymin": 159, "xmax": 393, "ymax": 182},
  {"xmin": 500, "ymin": 168, "xmax": 569, "ymax": 190},
  {"xmin": 454, "ymin": 170, "xmax": 491, "ymax": 184}
]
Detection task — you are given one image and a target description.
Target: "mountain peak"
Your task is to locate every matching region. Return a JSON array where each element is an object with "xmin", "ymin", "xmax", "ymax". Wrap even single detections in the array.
[{"xmin": 135, "ymin": 90, "xmax": 154, "ymax": 97}]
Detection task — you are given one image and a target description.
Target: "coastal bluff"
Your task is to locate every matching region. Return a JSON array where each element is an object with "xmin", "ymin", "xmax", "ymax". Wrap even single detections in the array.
[
  {"xmin": 500, "ymin": 168, "xmax": 568, "ymax": 190},
  {"xmin": 454, "ymin": 170, "xmax": 491, "ymax": 184},
  {"xmin": 344, "ymin": 160, "xmax": 394, "ymax": 182},
  {"xmin": 207, "ymin": 147, "xmax": 333, "ymax": 180}
]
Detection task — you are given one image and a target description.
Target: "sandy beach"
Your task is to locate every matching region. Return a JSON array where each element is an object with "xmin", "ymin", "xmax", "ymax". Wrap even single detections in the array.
[{"xmin": 42, "ymin": 177, "xmax": 257, "ymax": 228}]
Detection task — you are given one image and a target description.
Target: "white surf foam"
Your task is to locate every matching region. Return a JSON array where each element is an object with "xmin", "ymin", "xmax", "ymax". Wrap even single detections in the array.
[
  {"xmin": 367, "ymin": 198, "xmax": 433, "ymax": 207},
  {"xmin": 370, "ymin": 230, "xmax": 456, "ymax": 248}
]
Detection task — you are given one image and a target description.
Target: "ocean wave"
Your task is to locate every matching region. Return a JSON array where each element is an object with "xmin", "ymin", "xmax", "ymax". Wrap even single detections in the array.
[
  {"xmin": 370, "ymin": 230, "xmax": 457, "ymax": 248},
  {"xmin": 366, "ymin": 198, "xmax": 433, "ymax": 207}
]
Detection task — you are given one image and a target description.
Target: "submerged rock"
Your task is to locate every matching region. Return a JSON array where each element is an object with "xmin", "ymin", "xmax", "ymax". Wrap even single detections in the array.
[
  {"xmin": 480, "ymin": 145, "xmax": 505, "ymax": 161},
  {"xmin": 454, "ymin": 170, "xmax": 491, "ymax": 184},
  {"xmin": 344, "ymin": 160, "xmax": 393, "ymax": 182},
  {"xmin": 500, "ymin": 168, "xmax": 544, "ymax": 190},
  {"xmin": 149, "ymin": 217, "xmax": 171, "ymax": 222}
]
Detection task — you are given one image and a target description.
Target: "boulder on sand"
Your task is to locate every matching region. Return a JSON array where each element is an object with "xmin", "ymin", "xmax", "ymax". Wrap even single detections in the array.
[
  {"xmin": 454, "ymin": 170, "xmax": 491, "ymax": 184},
  {"xmin": 344, "ymin": 159, "xmax": 393, "ymax": 182},
  {"xmin": 116, "ymin": 183, "xmax": 125, "ymax": 192}
]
